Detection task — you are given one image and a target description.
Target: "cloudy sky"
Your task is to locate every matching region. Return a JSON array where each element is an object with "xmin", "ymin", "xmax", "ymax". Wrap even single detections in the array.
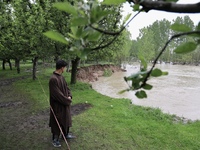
[{"xmin": 122, "ymin": 0, "xmax": 200, "ymax": 39}]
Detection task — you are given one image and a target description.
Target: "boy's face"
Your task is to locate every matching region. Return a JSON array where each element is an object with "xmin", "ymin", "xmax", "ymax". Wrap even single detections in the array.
[{"xmin": 61, "ymin": 66, "xmax": 66, "ymax": 73}]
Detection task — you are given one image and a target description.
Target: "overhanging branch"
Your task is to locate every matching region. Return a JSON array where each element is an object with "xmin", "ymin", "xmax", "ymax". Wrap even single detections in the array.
[
  {"xmin": 128, "ymin": 1, "xmax": 200, "ymax": 13},
  {"xmin": 140, "ymin": 30, "xmax": 200, "ymax": 88}
]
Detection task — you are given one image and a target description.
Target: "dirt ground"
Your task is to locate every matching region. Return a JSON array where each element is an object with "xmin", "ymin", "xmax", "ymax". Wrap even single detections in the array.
[{"xmin": 0, "ymin": 77, "xmax": 91, "ymax": 149}]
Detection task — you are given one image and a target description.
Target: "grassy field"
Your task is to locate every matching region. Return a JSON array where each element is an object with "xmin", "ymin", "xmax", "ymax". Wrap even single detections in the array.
[{"xmin": 0, "ymin": 64, "xmax": 200, "ymax": 150}]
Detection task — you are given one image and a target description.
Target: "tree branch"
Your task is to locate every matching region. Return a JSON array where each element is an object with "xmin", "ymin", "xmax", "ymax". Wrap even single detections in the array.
[
  {"xmin": 128, "ymin": 1, "xmax": 200, "ymax": 13},
  {"xmin": 90, "ymin": 10, "xmax": 142, "ymax": 51},
  {"xmin": 89, "ymin": 25, "xmax": 121, "ymax": 35},
  {"xmin": 91, "ymin": 35, "xmax": 118, "ymax": 51},
  {"xmin": 140, "ymin": 30, "xmax": 200, "ymax": 88}
]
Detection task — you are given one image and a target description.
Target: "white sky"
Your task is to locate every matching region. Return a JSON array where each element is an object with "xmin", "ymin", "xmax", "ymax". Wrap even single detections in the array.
[{"xmin": 122, "ymin": 0, "xmax": 200, "ymax": 39}]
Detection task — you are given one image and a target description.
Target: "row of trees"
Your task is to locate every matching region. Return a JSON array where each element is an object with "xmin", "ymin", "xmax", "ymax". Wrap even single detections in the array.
[
  {"xmin": 130, "ymin": 16, "xmax": 200, "ymax": 65},
  {"xmin": 0, "ymin": 0, "xmax": 133, "ymax": 82},
  {"xmin": 1, "ymin": 0, "xmax": 69, "ymax": 77}
]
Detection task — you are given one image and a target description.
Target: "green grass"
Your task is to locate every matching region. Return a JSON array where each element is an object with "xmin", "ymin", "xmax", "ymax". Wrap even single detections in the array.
[
  {"xmin": 103, "ymin": 69, "xmax": 113, "ymax": 77},
  {"xmin": 0, "ymin": 64, "xmax": 200, "ymax": 150}
]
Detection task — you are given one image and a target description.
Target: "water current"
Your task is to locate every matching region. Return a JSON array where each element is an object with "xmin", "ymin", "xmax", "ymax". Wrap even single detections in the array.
[{"xmin": 92, "ymin": 64, "xmax": 200, "ymax": 121}]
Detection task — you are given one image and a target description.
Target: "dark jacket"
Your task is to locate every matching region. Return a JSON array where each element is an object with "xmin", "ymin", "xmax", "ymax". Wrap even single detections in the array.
[{"xmin": 49, "ymin": 72, "xmax": 72, "ymax": 134}]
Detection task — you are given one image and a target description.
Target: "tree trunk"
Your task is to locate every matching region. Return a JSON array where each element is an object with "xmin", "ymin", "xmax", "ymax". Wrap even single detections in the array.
[
  {"xmin": 66, "ymin": 60, "xmax": 71, "ymax": 72},
  {"xmin": 15, "ymin": 59, "xmax": 20, "ymax": 74},
  {"xmin": 54, "ymin": 43, "xmax": 60, "ymax": 62},
  {"xmin": 70, "ymin": 57, "xmax": 80, "ymax": 84},
  {"xmin": 32, "ymin": 57, "xmax": 38, "ymax": 80},
  {"xmin": 8, "ymin": 59, "xmax": 12, "ymax": 70},
  {"xmin": 95, "ymin": 57, "xmax": 98, "ymax": 65},
  {"xmin": 2, "ymin": 59, "xmax": 6, "ymax": 70}
]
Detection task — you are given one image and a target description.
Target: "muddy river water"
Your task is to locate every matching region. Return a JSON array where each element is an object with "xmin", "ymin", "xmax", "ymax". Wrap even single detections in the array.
[{"xmin": 92, "ymin": 64, "xmax": 200, "ymax": 121}]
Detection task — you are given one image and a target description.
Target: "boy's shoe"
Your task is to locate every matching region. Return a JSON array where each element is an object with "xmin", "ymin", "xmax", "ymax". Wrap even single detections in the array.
[
  {"xmin": 62, "ymin": 133, "xmax": 76, "ymax": 139},
  {"xmin": 52, "ymin": 139, "xmax": 61, "ymax": 147},
  {"xmin": 66, "ymin": 134, "xmax": 76, "ymax": 139}
]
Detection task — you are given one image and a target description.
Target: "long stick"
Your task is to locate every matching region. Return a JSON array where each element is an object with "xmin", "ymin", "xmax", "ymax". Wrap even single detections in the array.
[
  {"xmin": 50, "ymin": 106, "xmax": 71, "ymax": 150},
  {"xmin": 37, "ymin": 76, "xmax": 71, "ymax": 150}
]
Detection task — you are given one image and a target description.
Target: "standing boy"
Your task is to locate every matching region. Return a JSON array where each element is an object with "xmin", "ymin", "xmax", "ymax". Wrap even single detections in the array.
[{"xmin": 49, "ymin": 60, "xmax": 75, "ymax": 147}]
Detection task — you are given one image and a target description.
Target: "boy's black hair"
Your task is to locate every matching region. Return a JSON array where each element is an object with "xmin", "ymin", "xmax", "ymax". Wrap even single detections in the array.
[{"xmin": 56, "ymin": 60, "xmax": 68, "ymax": 69}]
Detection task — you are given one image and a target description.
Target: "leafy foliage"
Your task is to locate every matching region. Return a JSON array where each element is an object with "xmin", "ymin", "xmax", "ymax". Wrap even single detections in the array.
[{"xmin": 1, "ymin": 0, "xmax": 200, "ymax": 98}]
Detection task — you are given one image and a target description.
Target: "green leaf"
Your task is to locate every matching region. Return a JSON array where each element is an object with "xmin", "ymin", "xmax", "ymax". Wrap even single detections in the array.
[
  {"xmin": 87, "ymin": 31, "xmax": 102, "ymax": 41},
  {"xmin": 192, "ymin": 22, "xmax": 200, "ymax": 38},
  {"xmin": 118, "ymin": 89, "xmax": 128, "ymax": 94},
  {"xmin": 71, "ymin": 27, "xmax": 78, "ymax": 35},
  {"xmin": 151, "ymin": 68, "xmax": 162, "ymax": 77},
  {"xmin": 76, "ymin": 27, "xmax": 84, "ymax": 38},
  {"xmin": 80, "ymin": 48, "xmax": 91, "ymax": 59},
  {"xmin": 174, "ymin": 42, "xmax": 197, "ymax": 54},
  {"xmin": 125, "ymin": 70, "xmax": 148, "ymax": 82},
  {"xmin": 189, "ymin": 33, "xmax": 200, "ymax": 38},
  {"xmin": 90, "ymin": 8, "xmax": 113, "ymax": 23},
  {"xmin": 171, "ymin": 23, "xmax": 192, "ymax": 32},
  {"xmin": 122, "ymin": 13, "xmax": 131, "ymax": 24},
  {"xmin": 131, "ymin": 79, "xmax": 140, "ymax": 90},
  {"xmin": 135, "ymin": 90, "xmax": 147, "ymax": 99},
  {"xmin": 125, "ymin": 72, "xmax": 140, "ymax": 81},
  {"xmin": 139, "ymin": 55, "xmax": 147, "ymax": 71},
  {"xmin": 53, "ymin": 2, "xmax": 77, "ymax": 16},
  {"xmin": 133, "ymin": 4, "xmax": 140, "ymax": 11},
  {"xmin": 43, "ymin": 31, "xmax": 68, "ymax": 45},
  {"xmin": 162, "ymin": 71, "xmax": 168, "ymax": 76},
  {"xmin": 102, "ymin": 0, "xmax": 126, "ymax": 5},
  {"xmin": 71, "ymin": 27, "xmax": 85, "ymax": 39},
  {"xmin": 142, "ymin": 84, "xmax": 153, "ymax": 90},
  {"xmin": 71, "ymin": 17, "xmax": 89, "ymax": 26},
  {"xmin": 68, "ymin": 33, "xmax": 80, "ymax": 40}
]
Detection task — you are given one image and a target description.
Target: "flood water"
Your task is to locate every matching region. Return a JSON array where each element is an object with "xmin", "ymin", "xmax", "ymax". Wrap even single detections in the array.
[{"xmin": 92, "ymin": 64, "xmax": 200, "ymax": 121}]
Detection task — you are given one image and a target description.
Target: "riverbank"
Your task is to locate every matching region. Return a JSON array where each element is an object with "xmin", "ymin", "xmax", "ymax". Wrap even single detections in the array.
[
  {"xmin": 91, "ymin": 63, "xmax": 200, "ymax": 121},
  {"xmin": 0, "ymin": 66, "xmax": 200, "ymax": 149},
  {"xmin": 76, "ymin": 64, "xmax": 125, "ymax": 82}
]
